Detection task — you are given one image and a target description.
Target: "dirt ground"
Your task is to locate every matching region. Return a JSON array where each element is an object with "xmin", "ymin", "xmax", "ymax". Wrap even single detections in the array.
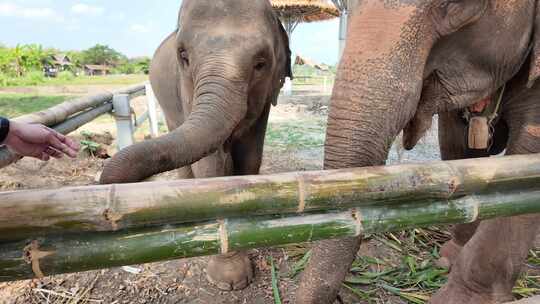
[{"xmin": 0, "ymin": 84, "xmax": 537, "ymax": 304}]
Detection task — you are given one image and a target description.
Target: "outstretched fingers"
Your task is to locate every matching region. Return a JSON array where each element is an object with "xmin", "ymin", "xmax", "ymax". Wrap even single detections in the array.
[{"xmin": 45, "ymin": 127, "xmax": 79, "ymax": 158}]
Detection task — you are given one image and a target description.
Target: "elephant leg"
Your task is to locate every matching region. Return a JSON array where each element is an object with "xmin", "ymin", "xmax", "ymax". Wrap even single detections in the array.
[
  {"xmin": 231, "ymin": 103, "xmax": 271, "ymax": 175},
  {"xmin": 204, "ymin": 104, "xmax": 272, "ymax": 291},
  {"xmin": 295, "ymin": 237, "xmax": 362, "ymax": 304},
  {"xmin": 430, "ymin": 215, "xmax": 540, "ymax": 304},
  {"xmin": 206, "ymin": 252, "xmax": 253, "ymax": 291},
  {"xmin": 431, "ymin": 94, "xmax": 540, "ymax": 304},
  {"xmin": 194, "ymin": 152, "xmax": 253, "ymax": 291},
  {"xmin": 437, "ymin": 111, "xmax": 504, "ymax": 268}
]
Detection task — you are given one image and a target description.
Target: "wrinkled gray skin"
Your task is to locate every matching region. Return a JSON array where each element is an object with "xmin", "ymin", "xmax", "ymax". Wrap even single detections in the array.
[
  {"xmin": 100, "ymin": 0, "xmax": 291, "ymax": 291},
  {"xmin": 296, "ymin": 1, "xmax": 540, "ymax": 303}
]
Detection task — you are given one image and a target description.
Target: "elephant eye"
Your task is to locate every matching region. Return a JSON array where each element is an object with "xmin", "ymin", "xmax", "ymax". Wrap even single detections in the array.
[
  {"xmin": 254, "ymin": 60, "xmax": 266, "ymax": 71},
  {"xmin": 178, "ymin": 50, "xmax": 190, "ymax": 67}
]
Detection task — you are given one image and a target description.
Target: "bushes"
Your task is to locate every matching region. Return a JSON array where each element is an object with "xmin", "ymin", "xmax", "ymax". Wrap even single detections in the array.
[
  {"xmin": 0, "ymin": 71, "xmax": 78, "ymax": 87},
  {"xmin": 26, "ymin": 71, "xmax": 45, "ymax": 85},
  {"xmin": 2, "ymin": 71, "xmax": 45, "ymax": 86},
  {"xmin": 0, "ymin": 74, "xmax": 7, "ymax": 87},
  {"xmin": 57, "ymin": 71, "xmax": 75, "ymax": 81}
]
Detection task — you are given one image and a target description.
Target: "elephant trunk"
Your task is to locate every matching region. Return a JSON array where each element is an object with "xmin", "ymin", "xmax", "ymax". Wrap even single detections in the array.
[
  {"xmin": 297, "ymin": 4, "xmax": 436, "ymax": 303},
  {"xmin": 100, "ymin": 67, "xmax": 247, "ymax": 184}
]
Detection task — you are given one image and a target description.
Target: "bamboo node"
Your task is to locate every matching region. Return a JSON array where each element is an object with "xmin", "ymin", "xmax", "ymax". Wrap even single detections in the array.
[
  {"xmin": 296, "ymin": 174, "xmax": 306, "ymax": 213},
  {"xmin": 448, "ymin": 177, "xmax": 461, "ymax": 198},
  {"xmin": 351, "ymin": 209, "xmax": 363, "ymax": 236},
  {"xmin": 470, "ymin": 198, "xmax": 480, "ymax": 223},
  {"xmin": 103, "ymin": 208, "xmax": 123, "ymax": 231},
  {"xmin": 218, "ymin": 219, "xmax": 229, "ymax": 254},
  {"xmin": 23, "ymin": 240, "xmax": 55, "ymax": 279}
]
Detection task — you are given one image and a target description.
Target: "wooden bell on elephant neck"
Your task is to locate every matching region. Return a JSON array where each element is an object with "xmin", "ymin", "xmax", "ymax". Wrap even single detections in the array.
[{"xmin": 468, "ymin": 116, "xmax": 490, "ymax": 150}]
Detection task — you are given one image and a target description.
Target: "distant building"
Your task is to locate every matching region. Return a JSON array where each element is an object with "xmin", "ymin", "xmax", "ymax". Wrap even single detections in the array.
[
  {"xmin": 44, "ymin": 54, "xmax": 73, "ymax": 77},
  {"xmin": 295, "ymin": 55, "xmax": 330, "ymax": 71},
  {"xmin": 84, "ymin": 64, "xmax": 111, "ymax": 76}
]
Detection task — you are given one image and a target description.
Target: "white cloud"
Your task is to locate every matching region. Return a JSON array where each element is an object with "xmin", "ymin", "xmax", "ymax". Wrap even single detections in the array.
[
  {"xmin": 130, "ymin": 24, "xmax": 150, "ymax": 34},
  {"xmin": 0, "ymin": 2, "xmax": 63, "ymax": 21},
  {"xmin": 71, "ymin": 3, "xmax": 104, "ymax": 16}
]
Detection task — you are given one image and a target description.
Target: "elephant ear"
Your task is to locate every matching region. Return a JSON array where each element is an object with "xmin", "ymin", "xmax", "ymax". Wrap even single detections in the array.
[
  {"xmin": 270, "ymin": 16, "xmax": 293, "ymax": 106},
  {"xmin": 277, "ymin": 20, "xmax": 293, "ymax": 81},
  {"xmin": 528, "ymin": 1, "xmax": 540, "ymax": 88}
]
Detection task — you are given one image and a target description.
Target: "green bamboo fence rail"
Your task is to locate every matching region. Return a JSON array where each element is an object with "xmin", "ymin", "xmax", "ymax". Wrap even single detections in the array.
[
  {"xmin": 1, "ymin": 189, "xmax": 539, "ymax": 282},
  {"xmin": 2, "ymin": 154, "xmax": 540, "ymax": 243}
]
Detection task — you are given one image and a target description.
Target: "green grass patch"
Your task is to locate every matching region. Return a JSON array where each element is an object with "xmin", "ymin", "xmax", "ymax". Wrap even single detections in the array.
[
  {"xmin": 0, "ymin": 74, "xmax": 148, "ymax": 87},
  {"xmin": 266, "ymin": 120, "xmax": 326, "ymax": 149},
  {"xmin": 0, "ymin": 94, "xmax": 72, "ymax": 117},
  {"xmin": 45, "ymin": 74, "xmax": 148, "ymax": 86}
]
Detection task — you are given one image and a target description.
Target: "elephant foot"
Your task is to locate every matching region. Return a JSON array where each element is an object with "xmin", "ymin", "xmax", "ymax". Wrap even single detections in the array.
[
  {"xmin": 206, "ymin": 251, "xmax": 253, "ymax": 291},
  {"xmin": 429, "ymin": 279, "xmax": 513, "ymax": 304},
  {"xmin": 435, "ymin": 239, "xmax": 462, "ymax": 269}
]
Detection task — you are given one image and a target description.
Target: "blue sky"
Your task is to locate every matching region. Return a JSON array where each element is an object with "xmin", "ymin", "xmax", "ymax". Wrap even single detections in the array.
[{"xmin": 0, "ymin": 0, "xmax": 340, "ymax": 65}]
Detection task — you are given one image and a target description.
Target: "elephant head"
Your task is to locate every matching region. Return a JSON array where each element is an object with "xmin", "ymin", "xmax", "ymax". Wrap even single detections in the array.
[
  {"xmin": 100, "ymin": 0, "xmax": 291, "ymax": 184},
  {"xmin": 325, "ymin": 0, "xmax": 540, "ymax": 169}
]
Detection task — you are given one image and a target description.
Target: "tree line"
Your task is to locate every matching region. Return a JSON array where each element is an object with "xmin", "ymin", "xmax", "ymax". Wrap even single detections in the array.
[{"xmin": 0, "ymin": 43, "xmax": 150, "ymax": 78}]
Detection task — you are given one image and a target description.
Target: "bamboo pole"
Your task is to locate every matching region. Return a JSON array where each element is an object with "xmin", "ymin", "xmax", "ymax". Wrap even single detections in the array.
[
  {"xmin": 0, "ymin": 189, "xmax": 539, "ymax": 282},
  {"xmin": 14, "ymin": 93, "xmax": 114, "ymax": 126},
  {"xmin": 2, "ymin": 154, "xmax": 540, "ymax": 243},
  {"xmin": 13, "ymin": 84, "xmax": 144, "ymax": 126}
]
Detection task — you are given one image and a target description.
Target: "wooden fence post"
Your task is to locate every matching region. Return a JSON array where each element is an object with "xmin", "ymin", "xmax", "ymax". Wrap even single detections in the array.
[
  {"xmin": 145, "ymin": 82, "xmax": 159, "ymax": 138},
  {"xmin": 113, "ymin": 93, "xmax": 134, "ymax": 151}
]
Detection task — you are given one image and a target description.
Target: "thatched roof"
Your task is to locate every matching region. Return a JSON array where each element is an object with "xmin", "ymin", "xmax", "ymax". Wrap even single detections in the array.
[
  {"xmin": 272, "ymin": 0, "xmax": 340, "ymax": 23},
  {"xmin": 84, "ymin": 65, "xmax": 110, "ymax": 71},
  {"xmin": 295, "ymin": 55, "xmax": 317, "ymax": 66},
  {"xmin": 295, "ymin": 55, "xmax": 330, "ymax": 71}
]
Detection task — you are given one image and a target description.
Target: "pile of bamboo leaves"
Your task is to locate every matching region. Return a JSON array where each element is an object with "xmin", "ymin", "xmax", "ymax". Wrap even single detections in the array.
[{"xmin": 1, "ymin": 154, "xmax": 540, "ymax": 282}]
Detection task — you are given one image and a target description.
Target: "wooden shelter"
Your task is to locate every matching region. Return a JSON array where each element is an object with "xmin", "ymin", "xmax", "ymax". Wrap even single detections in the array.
[
  {"xmin": 43, "ymin": 54, "xmax": 73, "ymax": 77},
  {"xmin": 295, "ymin": 54, "xmax": 330, "ymax": 71},
  {"xmin": 84, "ymin": 64, "xmax": 111, "ymax": 76},
  {"xmin": 272, "ymin": 0, "xmax": 340, "ymax": 38}
]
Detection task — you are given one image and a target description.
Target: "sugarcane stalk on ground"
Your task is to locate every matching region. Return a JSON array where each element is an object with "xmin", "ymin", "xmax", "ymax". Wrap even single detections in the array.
[
  {"xmin": 1, "ymin": 189, "xmax": 539, "ymax": 282},
  {"xmin": 2, "ymin": 154, "xmax": 540, "ymax": 242}
]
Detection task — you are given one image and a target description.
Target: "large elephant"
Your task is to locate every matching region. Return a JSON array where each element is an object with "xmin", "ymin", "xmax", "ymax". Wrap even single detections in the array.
[
  {"xmin": 295, "ymin": 1, "xmax": 540, "ymax": 303},
  {"xmin": 100, "ymin": 0, "xmax": 291, "ymax": 291}
]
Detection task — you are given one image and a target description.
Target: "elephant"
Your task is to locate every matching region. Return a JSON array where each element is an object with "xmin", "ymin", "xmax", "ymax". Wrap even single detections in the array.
[
  {"xmin": 294, "ymin": 1, "xmax": 540, "ymax": 303},
  {"xmin": 99, "ymin": 0, "xmax": 291, "ymax": 291}
]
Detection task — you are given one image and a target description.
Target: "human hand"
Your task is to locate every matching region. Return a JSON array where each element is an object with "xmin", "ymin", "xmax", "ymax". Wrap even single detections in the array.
[{"xmin": 4, "ymin": 121, "xmax": 80, "ymax": 161}]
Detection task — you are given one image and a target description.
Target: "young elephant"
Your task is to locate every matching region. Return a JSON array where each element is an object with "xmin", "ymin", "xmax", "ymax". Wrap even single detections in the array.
[{"xmin": 100, "ymin": 0, "xmax": 291, "ymax": 291}]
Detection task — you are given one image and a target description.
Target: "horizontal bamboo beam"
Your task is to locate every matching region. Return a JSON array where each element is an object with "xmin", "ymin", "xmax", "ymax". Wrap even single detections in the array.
[
  {"xmin": 53, "ymin": 103, "xmax": 113, "ymax": 135},
  {"xmin": 14, "ymin": 93, "xmax": 114, "ymax": 126},
  {"xmin": 1, "ymin": 189, "xmax": 539, "ymax": 282},
  {"xmin": 13, "ymin": 84, "xmax": 144, "ymax": 126},
  {"xmin": 2, "ymin": 154, "xmax": 540, "ymax": 243}
]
